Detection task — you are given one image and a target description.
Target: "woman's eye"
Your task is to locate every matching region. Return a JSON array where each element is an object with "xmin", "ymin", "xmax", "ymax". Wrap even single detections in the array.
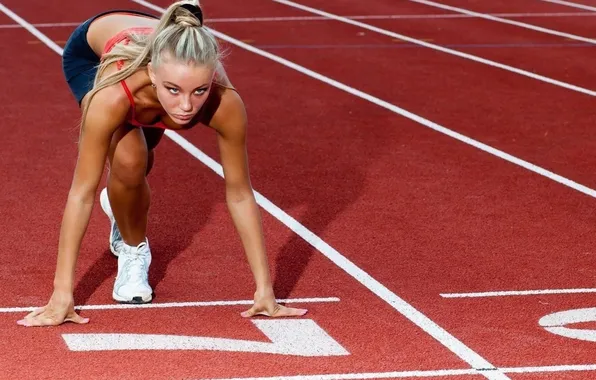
[
  {"xmin": 194, "ymin": 89, "xmax": 207, "ymax": 95},
  {"xmin": 168, "ymin": 87, "xmax": 179, "ymax": 94}
]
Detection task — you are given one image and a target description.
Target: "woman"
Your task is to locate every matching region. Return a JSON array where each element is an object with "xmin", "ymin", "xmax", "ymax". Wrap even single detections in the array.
[{"xmin": 17, "ymin": 0, "xmax": 307, "ymax": 327}]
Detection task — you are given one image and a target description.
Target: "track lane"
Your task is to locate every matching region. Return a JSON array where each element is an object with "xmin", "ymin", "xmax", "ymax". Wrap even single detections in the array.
[{"xmin": 411, "ymin": 0, "xmax": 596, "ymax": 43}]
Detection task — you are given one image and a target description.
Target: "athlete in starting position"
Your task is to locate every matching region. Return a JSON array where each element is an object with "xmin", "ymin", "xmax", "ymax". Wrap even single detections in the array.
[{"xmin": 18, "ymin": 0, "xmax": 307, "ymax": 327}]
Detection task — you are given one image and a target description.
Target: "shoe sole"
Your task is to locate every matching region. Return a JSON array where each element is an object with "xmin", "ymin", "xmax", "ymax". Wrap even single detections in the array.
[
  {"xmin": 99, "ymin": 188, "xmax": 119, "ymax": 258},
  {"xmin": 112, "ymin": 291, "xmax": 154, "ymax": 304}
]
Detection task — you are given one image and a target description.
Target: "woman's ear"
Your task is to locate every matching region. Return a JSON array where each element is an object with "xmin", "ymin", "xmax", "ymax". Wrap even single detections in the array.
[{"xmin": 147, "ymin": 61, "xmax": 156, "ymax": 85}]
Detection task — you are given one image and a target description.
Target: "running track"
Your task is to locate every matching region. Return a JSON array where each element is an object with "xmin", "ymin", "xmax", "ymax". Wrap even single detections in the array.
[{"xmin": 0, "ymin": 0, "xmax": 595, "ymax": 379}]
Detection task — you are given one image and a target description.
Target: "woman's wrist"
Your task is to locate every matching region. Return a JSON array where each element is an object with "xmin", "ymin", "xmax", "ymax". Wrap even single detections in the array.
[{"xmin": 53, "ymin": 277, "xmax": 74, "ymax": 294}]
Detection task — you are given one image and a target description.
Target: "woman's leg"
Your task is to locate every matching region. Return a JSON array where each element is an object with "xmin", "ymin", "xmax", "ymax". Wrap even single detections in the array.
[
  {"xmin": 101, "ymin": 124, "xmax": 164, "ymax": 303},
  {"xmin": 105, "ymin": 126, "xmax": 163, "ymax": 245},
  {"xmin": 106, "ymin": 126, "xmax": 150, "ymax": 245}
]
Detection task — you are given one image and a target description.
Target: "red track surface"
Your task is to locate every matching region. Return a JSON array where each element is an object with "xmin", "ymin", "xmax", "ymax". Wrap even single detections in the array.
[{"xmin": 1, "ymin": 0, "xmax": 596, "ymax": 379}]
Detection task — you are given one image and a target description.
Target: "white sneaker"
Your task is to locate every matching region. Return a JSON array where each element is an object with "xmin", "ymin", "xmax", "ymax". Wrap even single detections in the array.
[
  {"xmin": 112, "ymin": 240, "xmax": 153, "ymax": 304},
  {"xmin": 99, "ymin": 187, "xmax": 123, "ymax": 257}
]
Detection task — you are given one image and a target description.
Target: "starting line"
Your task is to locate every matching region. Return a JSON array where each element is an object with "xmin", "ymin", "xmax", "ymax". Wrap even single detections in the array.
[
  {"xmin": 200, "ymin": 364, "xmax": 596, "ymax": 379},
  {"xmin": 3, "ymin": 297, "xmax": 347, "ymax": 357},
  {"xmin": 0, "ymin": 297, "xmax": 340, "ymax": 313}
]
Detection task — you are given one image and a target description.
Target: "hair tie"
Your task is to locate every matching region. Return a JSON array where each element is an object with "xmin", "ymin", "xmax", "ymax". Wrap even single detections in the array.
[{"xmin": 179, "ymin": 3, "xmax": 203, "ymax": 26}]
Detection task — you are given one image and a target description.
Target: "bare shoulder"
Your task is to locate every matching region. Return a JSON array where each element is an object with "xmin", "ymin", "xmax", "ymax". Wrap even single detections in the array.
[
  {"xmin": 82, "ymin": 84, "xmax": 131, "ymax": 132},
  {"xmin": 202, "ymin": 86, "xmax": 247, "ymax": 139}
]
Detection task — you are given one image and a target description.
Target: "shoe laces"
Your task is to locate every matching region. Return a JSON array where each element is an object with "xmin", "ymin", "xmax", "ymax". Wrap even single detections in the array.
[{"xmin": 121, "ymin": 242, "xmax": 149, "ymax": 283}]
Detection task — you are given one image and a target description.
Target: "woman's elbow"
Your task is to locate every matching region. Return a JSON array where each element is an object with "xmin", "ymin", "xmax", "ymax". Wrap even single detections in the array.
[{"xmin": 225, "ymin": 184, "xmax": 254, "ymax": 204}]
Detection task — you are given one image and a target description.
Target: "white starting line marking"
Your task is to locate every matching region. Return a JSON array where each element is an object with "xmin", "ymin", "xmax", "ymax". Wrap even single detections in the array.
[
  {"xmin": 0, "ymin": 297, "xmax": 340, "ymax": 313},
  {"xmin": 62, "ymin": 319, "xmax": 350, "ymax": 357},
  {"xmin": 199, "ymin": 364, "xmax": 596, "ymax": 379},
  {"xmin": 440, "ymin": 288, "xmax": 596, "ymax": 298}
]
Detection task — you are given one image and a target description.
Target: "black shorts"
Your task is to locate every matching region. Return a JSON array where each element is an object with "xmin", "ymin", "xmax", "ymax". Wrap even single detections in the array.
[{"xmin": 61, "ymin": 9, "xmax": 158, "ymax": 105}]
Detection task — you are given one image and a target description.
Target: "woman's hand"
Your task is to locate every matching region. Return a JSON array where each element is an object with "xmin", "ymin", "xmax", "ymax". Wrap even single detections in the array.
[
  {"xmin": 17, "ymin": 289, "xmax": 89, "ymax": 327},
  {"xmin": 241, "ymin": 289, "xmax": 308, "ymax": 318}
]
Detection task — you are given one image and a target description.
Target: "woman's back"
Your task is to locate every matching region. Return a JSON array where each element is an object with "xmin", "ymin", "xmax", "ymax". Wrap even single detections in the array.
[{"xmin": 86, "ymin": 12, "xmax": 159, "ymax": 57}]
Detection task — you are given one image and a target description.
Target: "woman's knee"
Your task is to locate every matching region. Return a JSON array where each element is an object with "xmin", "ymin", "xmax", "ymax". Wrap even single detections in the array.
[
  {"xmin": 109, "ymin": 128, "xmax": 149, "ymax": 187},
  {"xmin": 111, "ymin": 151, "xmax": 148, "ymax": 186}
]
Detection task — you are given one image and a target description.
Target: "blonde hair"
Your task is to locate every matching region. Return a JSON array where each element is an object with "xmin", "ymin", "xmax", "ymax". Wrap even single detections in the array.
[{"xmin": 80, "ymin": 0, "xmax": 220, "ymax": 129}]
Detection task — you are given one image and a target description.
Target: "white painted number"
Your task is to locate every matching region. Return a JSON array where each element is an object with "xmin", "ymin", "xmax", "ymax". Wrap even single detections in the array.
[
  {"xmin": 539, "ymin": 307, "xmax": 596, "ymax": 343},
  {"xmin": 62, "ymin": 319, "xmax": 350, "ymax": 357}
]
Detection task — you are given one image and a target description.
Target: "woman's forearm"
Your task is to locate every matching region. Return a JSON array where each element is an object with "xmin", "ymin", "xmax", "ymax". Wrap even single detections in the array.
[
  {"xmin": 226, "ymin": 193, "xmax": 272, "ymax": 290},
  {"xmin": 53, "ymin": 193, "xmax": 95, "ymax": 292}
]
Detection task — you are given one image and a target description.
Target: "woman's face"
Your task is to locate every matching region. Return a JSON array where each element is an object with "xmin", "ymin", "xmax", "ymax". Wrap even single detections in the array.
[{"xmin": 148, "ymin": 53, "xmax": 215, "ymax": 125}]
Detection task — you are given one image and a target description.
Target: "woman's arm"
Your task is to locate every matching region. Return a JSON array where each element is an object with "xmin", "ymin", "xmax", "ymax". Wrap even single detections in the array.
[
  {"xmin": 18, "ymin": 87, "xmax": 129, "ymax": 327},
  {"xmin": 212, "ymin": 89, "xmax": 307, "ymax": 318},
  {"xmin": 55, "ymin": 89, "xmax": 129, "ymax": 291}
]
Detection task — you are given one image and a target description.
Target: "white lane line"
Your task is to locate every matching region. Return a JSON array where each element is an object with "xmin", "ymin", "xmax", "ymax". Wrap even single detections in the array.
[
  {"xmin": 206, "ymin": 369, "xmax": 485, "ymax": 379},
  {"xmin": 441, "ymin": 288, "xmax": 596, "ymax": 298},
  {"xmin": 539, "ymin": 0, "xmax": 596, "ymax": 12},
  {"xmin": 408, "ymin": 0, "xmax": 596, "ymax": 45},
  {"xmin": 0, "ymin": 297, "xmax": 339, "ymax": 313},
  {"xmin": 0, "ymin": 21, "xmax": 80, "ymax": 28},
  {"xmin": 0, "ymin": 3, "xmax": 63, "ymax": 54},
  {"xmin": 0, "ymin": 8, "xmax": 596, "ymax": 29},
  {"xmin": 273, "ymin": 0, "xmax": 596, "ymax": 97},
  {"xmin": 504, "ymin": 363, "xmax": 596, "ymax": 374},
  {"xmin": 1, "ymin": 2, "xmax": 507, "ymax": 378},
  {"xmin": 203, "ymin": 11, "xmax": 596, "ymax": 21},
  {"xmin": 201, "ymin": 364, "xmax": 596, "ymax": 379},
  {"xmin": 1, "ymin": 11, "xmax": 595, "ymax": 29}
]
